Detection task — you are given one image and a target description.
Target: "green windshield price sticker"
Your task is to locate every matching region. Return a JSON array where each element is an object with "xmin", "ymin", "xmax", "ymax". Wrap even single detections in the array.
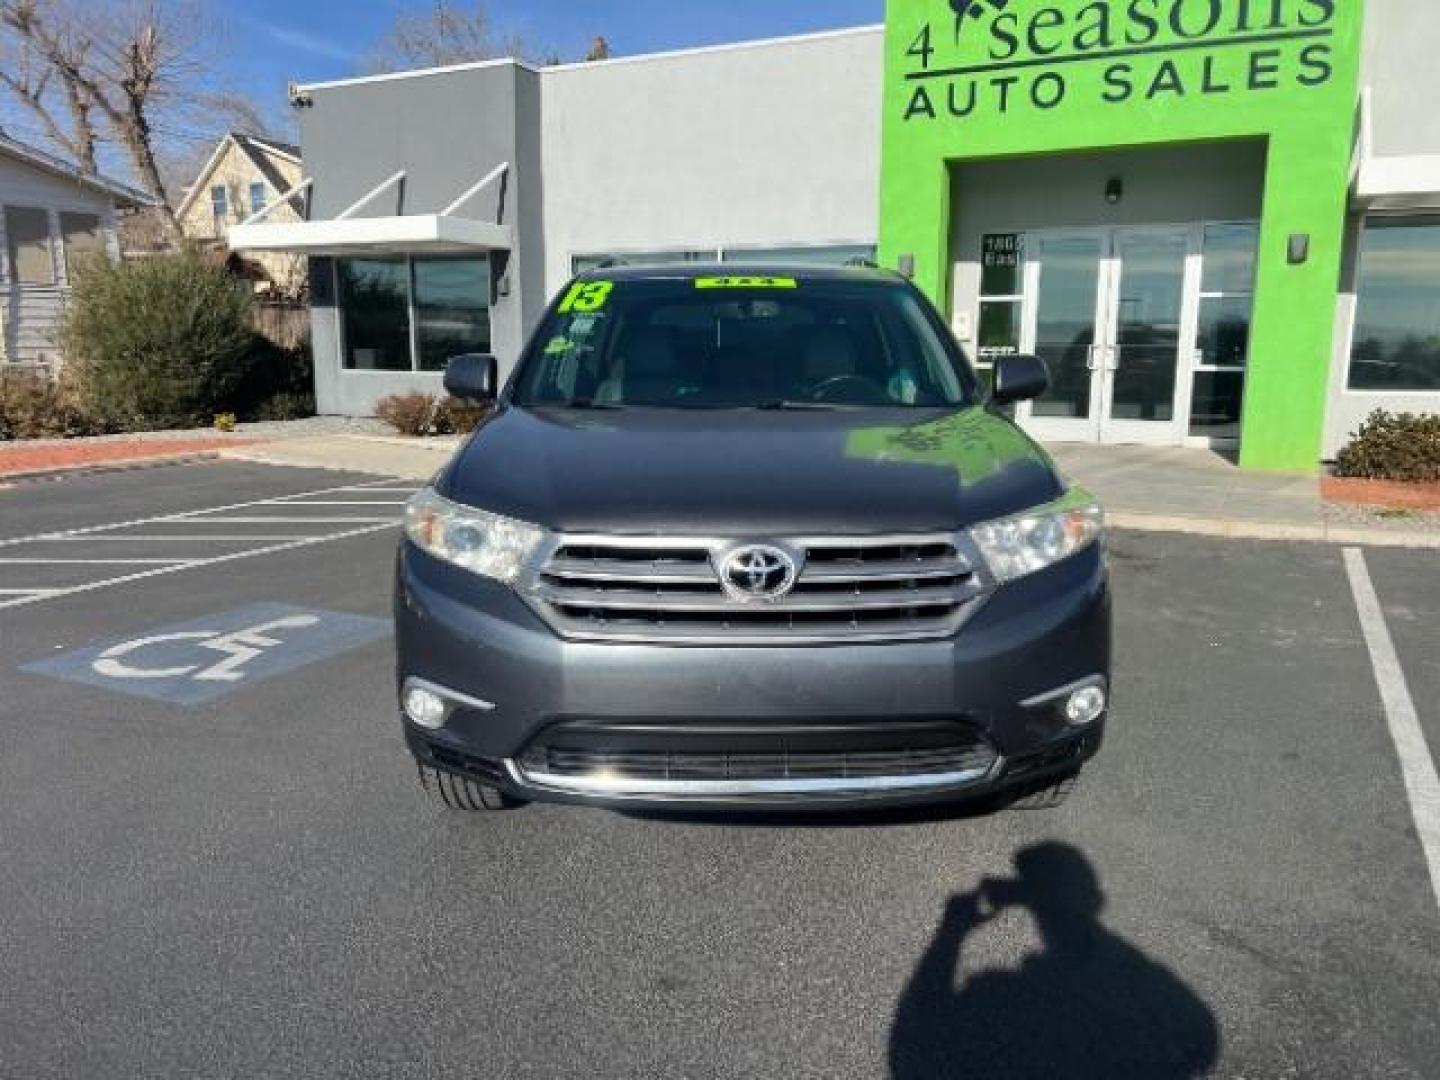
[
  {"xmin": 558, "ymin": 280, "xmax": 614, "ymax": 313},
  {"xmin": 694, "ymin": 276, "xmax": 799, "ymax": 290},
  {"xmin": 543, "ymin": 336, "xmax": 574, "ymax": 356}
]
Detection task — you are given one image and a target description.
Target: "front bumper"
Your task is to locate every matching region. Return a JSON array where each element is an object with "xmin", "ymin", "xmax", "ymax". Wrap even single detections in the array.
[{"xmin": 395, "ymin": 541, "xmax": 1111, "ymax": 810}]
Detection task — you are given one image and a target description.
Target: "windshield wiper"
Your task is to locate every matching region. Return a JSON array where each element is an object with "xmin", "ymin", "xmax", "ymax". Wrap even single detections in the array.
[
  {"xmin": 751, "ymin": 399, "xmax": 843, "ymax": 411},
  {"xmin": 562, "ymin": 399, "xmax": 627, "ymax": 410}
]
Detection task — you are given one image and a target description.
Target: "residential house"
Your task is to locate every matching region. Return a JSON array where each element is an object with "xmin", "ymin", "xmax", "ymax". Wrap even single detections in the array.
[
  {"xmin": 0, "ymin": 130, "xmax": 152, "ymax": 368},
  {"xmin": 177, "ymin": 132, "xmax": 307, "ymax": 296}
]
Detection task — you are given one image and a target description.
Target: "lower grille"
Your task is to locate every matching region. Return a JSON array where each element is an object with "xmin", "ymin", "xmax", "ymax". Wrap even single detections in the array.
[{"xmin": 510, "ymin": 720, "xmax": 1000, "ymax": 798}]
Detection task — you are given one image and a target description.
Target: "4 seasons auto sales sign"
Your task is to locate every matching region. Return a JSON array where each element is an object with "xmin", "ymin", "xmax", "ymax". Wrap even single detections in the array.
[{"xmin": 899, "ymin": 0, "xmax": 1340, "ymax": 123}]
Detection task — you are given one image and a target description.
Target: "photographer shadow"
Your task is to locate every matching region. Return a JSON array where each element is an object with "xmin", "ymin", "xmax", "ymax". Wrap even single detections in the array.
[{"xmin": 890, "ymin": 842, "xmax": 1219, "ymax": 1079}]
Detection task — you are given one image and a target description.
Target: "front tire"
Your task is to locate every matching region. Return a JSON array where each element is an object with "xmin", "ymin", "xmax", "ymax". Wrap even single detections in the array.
[{"xmin": 418, "ymin": 764, "xmax": 527, "ymax": 812}]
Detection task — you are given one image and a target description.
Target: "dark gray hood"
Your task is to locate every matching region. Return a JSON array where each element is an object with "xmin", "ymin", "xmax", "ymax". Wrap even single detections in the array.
[{"xmin": 438, "ymin": 405, "xmax": 1064, "ymax": 535}]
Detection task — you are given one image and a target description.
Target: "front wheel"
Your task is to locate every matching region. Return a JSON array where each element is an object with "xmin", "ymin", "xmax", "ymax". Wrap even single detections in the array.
[{"xmin": 418, "ymin": 765, "xmax": 528, "ymax": 812}]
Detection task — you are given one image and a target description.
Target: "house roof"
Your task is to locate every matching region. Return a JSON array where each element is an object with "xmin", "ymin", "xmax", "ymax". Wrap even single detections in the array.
[
  {"xmin": 0, "ymin": 129, "xmax": 154, "ymax": 207},
  {"xmin": 175, "ymin": 131, "xmax": 305, "ymax": 221}
]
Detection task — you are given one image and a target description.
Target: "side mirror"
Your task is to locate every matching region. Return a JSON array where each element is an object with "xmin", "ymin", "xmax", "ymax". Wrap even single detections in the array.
[
  {"xmin": 444, "ymin": 353, "xmax": 498, "ymax": 402},
  {"xmin": 992, "ymin": 354, "xmax": 1049, "ymax": 405}
]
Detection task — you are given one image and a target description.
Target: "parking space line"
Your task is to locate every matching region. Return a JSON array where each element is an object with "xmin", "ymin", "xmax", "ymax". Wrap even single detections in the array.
[
  {"xmin": 180, "ymin": 516, "xmax": 398, "ymax": 525},
  {"xmin": 0, "ymin": 588, "xmax": 62, "ymax": 595},
  {"xmin": 0, "ymin": 523, "xmax": 398, "ymax": 611},
  {"xmin": 261, "ymin": 500, "xmax": 409, "ymax": 507},
  {"xmin": 0, "ymin": 478, "xmax": 406, "ymax": 549},
  {"xmin": 0, "ymin": 557, "xmax": 198, "ymax": 565},
  {"xmin": 1344, "ymin": 547, "xmax": 1440, "ymax": 912}
]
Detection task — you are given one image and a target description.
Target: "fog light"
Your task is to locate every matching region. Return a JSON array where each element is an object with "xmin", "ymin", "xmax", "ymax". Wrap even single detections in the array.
[
  {"xmin": 403, "ymin": 684, "xmax": 448, "ymax": 730},
  {"xmin": 1065, "ymin": 685, "xmax": 1107, "ymax": 727}
]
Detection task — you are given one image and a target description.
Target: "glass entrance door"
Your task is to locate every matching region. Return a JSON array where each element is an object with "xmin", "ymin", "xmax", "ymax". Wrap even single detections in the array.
[{"xmin": 1018, "ymin": 227, "xmax": 1197, "ymax": 445}]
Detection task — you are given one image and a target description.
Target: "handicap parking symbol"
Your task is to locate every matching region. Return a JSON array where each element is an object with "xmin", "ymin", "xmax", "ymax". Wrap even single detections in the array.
[{"xmin": 22, "ymin": 603, "xmax": 390, "ymax": 705}]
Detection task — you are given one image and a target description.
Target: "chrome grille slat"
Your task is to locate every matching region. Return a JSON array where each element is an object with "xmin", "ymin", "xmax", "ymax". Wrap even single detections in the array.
[{"xmin": 524, "ymin": 532, "xmax": 988, "ymax": 644}]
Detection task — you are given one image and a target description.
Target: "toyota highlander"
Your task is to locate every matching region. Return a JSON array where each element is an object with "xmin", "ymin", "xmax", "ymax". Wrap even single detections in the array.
[{"xmin": 395, "ymin": 264, "xmax": 1110, "ymax": 813}]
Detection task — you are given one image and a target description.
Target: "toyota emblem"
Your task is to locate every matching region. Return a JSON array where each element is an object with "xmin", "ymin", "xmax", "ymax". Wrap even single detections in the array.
[{"xmin": 718, "ymin": 545, "xmax": 799, "ymax": 603}]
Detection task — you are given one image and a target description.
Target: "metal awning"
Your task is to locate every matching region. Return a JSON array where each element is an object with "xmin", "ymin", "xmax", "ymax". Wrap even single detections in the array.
[
  {"xmin": 228, "ymin": 162, "xmax": 512, "ymax": 256},
  {"xmin": 229, "ymin": 214, "xmax": 511, "ymax": 256},
  {"xmin": 1355, "ymin": 155, "xmax": 1440, "ymax": 212}
]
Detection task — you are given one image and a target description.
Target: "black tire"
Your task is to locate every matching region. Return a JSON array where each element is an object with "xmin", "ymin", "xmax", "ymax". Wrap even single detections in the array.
[
  {"xmin": 1006, "ymin": 769, "xmax": 1082, "ymax": 810},
  {"xmin": 418, "ymin": 764, "xmax": 526, "ymax": 812}
]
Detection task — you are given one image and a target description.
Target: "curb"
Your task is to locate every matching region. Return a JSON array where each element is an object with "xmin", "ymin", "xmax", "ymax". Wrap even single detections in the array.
[
  {"xmin": 0, "ymin": 451, "xmax": 226, "ymax": 487},
  {"xmin": 217, "ymin": 448, "xmax": 392, "ymax": 477},
  {"xmin": 1108, "ymin": 511, "xmax": 1440, "ymax": 550}
]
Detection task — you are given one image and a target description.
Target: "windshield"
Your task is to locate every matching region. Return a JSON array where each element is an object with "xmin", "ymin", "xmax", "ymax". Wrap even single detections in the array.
[{"xmin": 512, "ymin": 276, "xmax": 977, "ymax": 410}]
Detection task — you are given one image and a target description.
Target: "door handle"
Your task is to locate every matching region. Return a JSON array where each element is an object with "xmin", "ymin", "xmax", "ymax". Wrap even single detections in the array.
[
  {"xmin": 1107, "ymin": 346, "xmax": 1121, "ymax": 372},
  {"xmin": 1086, "ymin": 345, "xmax": 1103, "ymax": 372}
]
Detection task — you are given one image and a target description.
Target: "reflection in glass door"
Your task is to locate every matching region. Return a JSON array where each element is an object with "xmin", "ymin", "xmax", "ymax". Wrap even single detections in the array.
[
  {"xmin": 1100, "ymin": 228, "xmax": 1191, "ymax": 443},
  {"xmin": 1017, "ymin": 226, "xmax": 1199, "ymax": 446},
  {"xmin": 1023, "ymin": 234, "xmax": 1106, "ymax": 441}
]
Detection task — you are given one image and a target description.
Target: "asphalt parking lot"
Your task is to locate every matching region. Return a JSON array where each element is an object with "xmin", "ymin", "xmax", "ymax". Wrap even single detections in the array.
[{"xmin": 2, "ymin": 460, "xmax": 1438, "ymax": 1079}]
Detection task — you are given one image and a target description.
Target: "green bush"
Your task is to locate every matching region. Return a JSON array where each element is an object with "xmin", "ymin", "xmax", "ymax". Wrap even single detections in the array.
[
  {"xmin": 0, "ymin": 370, "xmax": 109, "ymax": 440},
  {"xmin": 251, "ymin": 391, "xmax": 316, "ymax": 422},
  {"xmin": 376, "ymin": 393, "xmax": 439, "ymax": 436},
  {"xmin": 1335, "ymin": 410, "xmax": 1440, "ymax": 483},
  {"xmin": 63, "ymin": 250, "xmax": 255, "ymax": 431},
  {"xmin": 231, "ymin": 333, "xmax": 316, "ymax": 422}
]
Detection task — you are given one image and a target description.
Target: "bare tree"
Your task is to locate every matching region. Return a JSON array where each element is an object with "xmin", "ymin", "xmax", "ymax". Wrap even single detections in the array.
[
  {"xmin": 365, "ymin": 1, "xmax": 541, "ymax": 72},
  {"xmin": 0, "ymin": 0, "xmax": 269, "ymax": 238}
]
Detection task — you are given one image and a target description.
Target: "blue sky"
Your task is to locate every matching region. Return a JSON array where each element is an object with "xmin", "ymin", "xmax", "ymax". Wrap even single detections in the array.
[{"xmin": 233, "ymin": 0, "xmax": 884, "ymax": 126}]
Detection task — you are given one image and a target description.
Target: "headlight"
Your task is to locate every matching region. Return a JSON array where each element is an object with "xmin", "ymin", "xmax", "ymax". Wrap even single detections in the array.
[
  {"xmin": 404, "ymin": 488, "xmax": 548, "ymax": 584},
  {"xmin": 969, "ymin": 489, "xmax": 1104, "ymax": 583}
]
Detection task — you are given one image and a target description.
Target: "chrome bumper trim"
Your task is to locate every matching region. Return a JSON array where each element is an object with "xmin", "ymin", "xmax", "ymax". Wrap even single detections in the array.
[{"xmin": 503, "ymin": 758, "xmax": 1001, "ymax": 800}]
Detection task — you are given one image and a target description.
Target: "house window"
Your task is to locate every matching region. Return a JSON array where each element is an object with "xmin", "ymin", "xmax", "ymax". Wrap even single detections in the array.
[
  {"xmin": 210, "ymin": 184, "xmax": 228, "ymax": 224},
  {"xmin": 1348, "ymin": 218, "xmax": 1440, "ymax": 392},
  {"xmin": 60, "ymin": 212, "xmax": 103, "ymax": 275},
  {"xmin": 337, "ymin": 255, "xmax": 492, "ymax": 372},
  {"xmin": 5, "ymin": 206, "xmax": 55, "ymax": 285},
  {"xmin": 249, "ymin": 182, "xmax": 267, "ymax": 216}
]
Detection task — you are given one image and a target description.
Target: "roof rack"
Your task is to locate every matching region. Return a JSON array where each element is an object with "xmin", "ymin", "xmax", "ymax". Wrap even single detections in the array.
[{"xmin": 592, "ymin": 255, "xmax": 629, "ymax": 269}]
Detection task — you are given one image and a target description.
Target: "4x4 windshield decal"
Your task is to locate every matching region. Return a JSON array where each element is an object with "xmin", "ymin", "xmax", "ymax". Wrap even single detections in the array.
[{"xmin": 693, "ymin": 276, "xmax": 798, "ymax": 290}]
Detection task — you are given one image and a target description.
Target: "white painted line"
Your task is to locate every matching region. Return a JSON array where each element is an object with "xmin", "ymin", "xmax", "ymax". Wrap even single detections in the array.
[
  {"xmin": 0, "ymin": 523, "xmax": 398, "ymax": 611},
  {"xmin": 0, "ymin": 557, "xmax": 198, "ymax": 566},
  {"xmin": 179, "ymin": 516, "xmax": 397, "ymax": 525},
  {"xmin": 0, "ymin": 478, "xmax": 406, "ymax": 549},
  {"xmin": 262, "ymin": 500, "xmax": 408, "ymax": 506},
  {"xmin": 1343, "ymin": 547, "xmax": 1440, "ymax": 912},
  {"xmin": 44, "ymin": 535, "xmax": 349, "ymax": 542},
  {"xmin": 0, "ymin": 588, "xmax": 62, "ymax": 595}
]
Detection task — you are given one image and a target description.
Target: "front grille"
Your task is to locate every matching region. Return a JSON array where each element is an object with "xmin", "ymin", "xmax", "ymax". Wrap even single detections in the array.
[{"xmin": 525, "ymin": 534, "xmax": 986, "ymax": 644}]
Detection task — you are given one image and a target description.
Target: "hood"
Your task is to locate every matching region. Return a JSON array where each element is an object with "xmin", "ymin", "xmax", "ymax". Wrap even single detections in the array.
[{"xmin": 438, "ymin": 405, "xmax": 1064, "ymax": 535}]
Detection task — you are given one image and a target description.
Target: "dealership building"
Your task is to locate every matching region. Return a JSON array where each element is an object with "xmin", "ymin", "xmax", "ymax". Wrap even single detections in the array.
[{"xmin": 232, "ymin": 0, "xmax": 1439, "ymax": 469}]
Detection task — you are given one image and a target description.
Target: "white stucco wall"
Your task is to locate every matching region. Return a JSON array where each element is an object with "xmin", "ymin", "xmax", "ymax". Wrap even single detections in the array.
[{"xmin": 538, "ymin": 27, "xmax": 884, "ymax": 298}]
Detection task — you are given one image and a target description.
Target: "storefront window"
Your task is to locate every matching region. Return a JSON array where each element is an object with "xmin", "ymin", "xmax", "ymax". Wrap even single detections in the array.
[
  {"xmin": 338, "ymin": 256, "xmax": 492, "ymax": 373},
  {"xmin": 1348, "ymin": 219, "xmax": 1440, "ymax": 392},
  {"xmin": 976, "ymin": 233, "xmax": 1025, "ymax": 389},
  {"xmin": 414, "ymin": 258, "xmax": 491, "ymax": 372},
  {"xmin": 1189, "ymin": 222, "xmax": 1257, "ymax": 439}
]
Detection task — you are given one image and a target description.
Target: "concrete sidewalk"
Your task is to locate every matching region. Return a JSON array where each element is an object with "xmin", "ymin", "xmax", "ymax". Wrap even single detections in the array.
[
  {"xmin": 221, "ymin": 434, "xmax": 461, "ymax": 481},
  {"xmin": 1048, "ymin": 443, "xmax": 1440, "ymax": 548},
  {"xmin": 220, "ymin": 433, "xmax": 1440, "ymax": 549}
]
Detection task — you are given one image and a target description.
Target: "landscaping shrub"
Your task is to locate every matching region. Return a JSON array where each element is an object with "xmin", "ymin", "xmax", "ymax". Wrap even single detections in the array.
[
  {"xmin": 1334, "ymin": 410, "xmax": 1440, "ymax": 483},
  {"xmin": 0, "ymin": 369, "xmax": 109, "ymax": 440},
  {"xmin": 214, "ymin": 412, "xmax": 237, "ymax": 433},
  {"xmin": 231, "ymin": 333, "xmax": 316, "ymax": 422},
  {"xmin": 434, "ymin": 396, "xmax": 490, "ymax": 434},
  {"xmin": 63, "ymin": 250, "xmax": 255, "ymax": 431},
  {"xmin": 251, "ymin": 391, "xmax": 316, "ymax": 422},
  {"xmin": 376, "ymin": 393, "xmax": 439, "ymax": 436}
]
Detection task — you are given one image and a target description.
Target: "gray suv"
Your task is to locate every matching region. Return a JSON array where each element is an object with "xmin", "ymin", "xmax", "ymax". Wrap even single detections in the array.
[{"xmin": 394, "ymin": 265, "xmax": 1110, "ymax": 813}]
